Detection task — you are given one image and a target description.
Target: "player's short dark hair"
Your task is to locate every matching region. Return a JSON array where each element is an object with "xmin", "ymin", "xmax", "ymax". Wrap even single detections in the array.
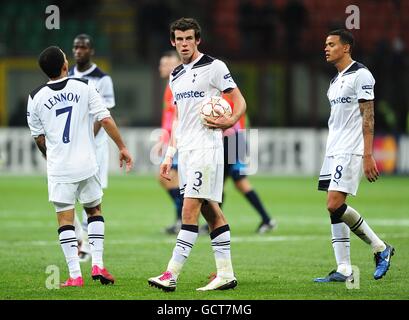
[
  {"xmin": 74, "ymin": 33, "xmax": 94, "ymax": 49},
  {"xmin": 170, "ymin": 17, "xmax": 201, "ymax": 41},
  {"xmin": 328, "ymin": 29, "xmax": 354, "ymax": 53},
  {"xmin": 38, "ymin": 46, "xmax": 65, "ymax": 78}
]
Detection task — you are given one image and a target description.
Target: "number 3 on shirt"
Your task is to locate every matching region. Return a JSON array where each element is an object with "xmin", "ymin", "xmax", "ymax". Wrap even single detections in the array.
[{"xmin": 56, "ymin": 106, "xmax": 72, "ymax": 143}]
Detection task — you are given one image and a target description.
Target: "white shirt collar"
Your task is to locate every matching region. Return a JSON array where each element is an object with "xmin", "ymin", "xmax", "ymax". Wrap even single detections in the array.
[
  {"xmin": 47, "ymin": 76, "xmax": 68, "ymax": 84},
  {"xmin": 183, "ymin": 53, "xmax": 203, "ymax": 70},
  {"xmin": 74, "ymin": 63, "xmax": 96, "ymax": 76},
  {"xmin": 339, "ymin": 60, "xmax": 355, "ymax": 76}
]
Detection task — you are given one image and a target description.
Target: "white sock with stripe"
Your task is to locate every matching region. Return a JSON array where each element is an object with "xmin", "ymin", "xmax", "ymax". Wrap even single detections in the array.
[
  {"xmin": 333, "ymin": 204, "xmax": 386, "ymax": 253},
  {"xmin": 58, "ymin": 225, "xmax": 81, "ymax": 279},
  {"xmin": 167, "ymin": 224, "xmax": 198, "ymax": 280},
  {"xmin": 87, "ymin": 216, "xmax": 105, "ymax": 268},
  {"xmin": 210, "ymin": 224, "xmax": 234, "ymax": 279},
  {"xmin": 330, "ymin": 217, "xmax": 352, "ymax": 276}
]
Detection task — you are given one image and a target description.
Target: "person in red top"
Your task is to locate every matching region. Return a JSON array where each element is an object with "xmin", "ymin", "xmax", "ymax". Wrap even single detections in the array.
[
  {"xmin": 157, "ymin": 50, "xmax": 183, "ymax": 234},
  {"xmin": 201, "ymin": 94, "xmax": 276, "ymax": 234}
]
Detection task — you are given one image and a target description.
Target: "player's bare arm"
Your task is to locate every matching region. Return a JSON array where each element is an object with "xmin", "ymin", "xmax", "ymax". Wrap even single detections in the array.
[
  {"xmin": 34, "ymin": 134, "xmax": 47, "ymax": 158},
  {"xmin": 204, "ymin": 88, "xmax": 246, "ymax": 129},
  {"xmin": 99, "ymin": 116, "xmax": 133, "ymax": 172},
  {"xmin": 359, "ymin": 99, "xmax": 379, "ymax": 182},
  {"xmin": 160, "ymin": 107, "xmax": 178, "ymax": 181}
]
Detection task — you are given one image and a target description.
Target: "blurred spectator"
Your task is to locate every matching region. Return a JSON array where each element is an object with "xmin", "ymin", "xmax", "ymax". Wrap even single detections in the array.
[
  {"xmin": 281, "ymin": 0, "xmax": 308, "ymax": 57},
  {"xmin": 390, "ymin": 36, "xmax": 409, "ymax": 133},
  {"xmin": 135, "ymin": 0, "xmax": 175, "ymax": 61},
  {"xmin": 371, "ymin": 36, "xmax": 409, "ymax": 133},
  {"xmin": 9, "ymin": 97, "xmax": 28, "ymax": 127},
  {"xmin": 239, "ymin": 0, "xmax": 277, "ymax": 58},
  {"xmin": 54, "ymin": 0, "xmax": 98, "ymax": 19}
]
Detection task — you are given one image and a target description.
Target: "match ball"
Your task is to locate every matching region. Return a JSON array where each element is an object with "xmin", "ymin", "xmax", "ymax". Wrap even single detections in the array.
[{"xmin": 200, "ymin": 96, "xmax": 232, "ymax": 122}]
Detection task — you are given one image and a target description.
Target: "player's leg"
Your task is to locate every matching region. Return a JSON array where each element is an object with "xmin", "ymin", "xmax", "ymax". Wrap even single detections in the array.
[
  {"xmin": 315, "ymin": 154, "xmax": 393, "ymax": 282},
  {"xmin": 78, "ymin": 175, "xmax": 114, "ymax": 285},
  {"xmin": 49, "ymin": 181, "xmax": 83, "ymax": 287},
  {"xmin": 327, "ymin": 155, "xmax": 393, "ymax": 279},
  {"xmin": 149, "ymin": 150, "xmax": 201, "ymax": 291},
  {"xmin": 196, "ymin": 147, "xmax": 237, "ymax": 291},
  {"xmin": 315, "ymin": 155, "xmax": 353, "ymax": 282},
  {"xmin": 148, "ymin": 197, "xmax": 202, "ymax": 292},
  {"xmin": 82, "ymin": 143, "xmax": 109, "ymax": 259},
  {"xmin": 315, "ymin": 155, "xmax": 356, "ymax": 282},
  {"xmin": 197, "ymin": 202, "xmax": 237, "ymax": 291},
  {"xmin": 327, "ymin": 194, "xmax": 394, "ymax": 280},
  {"xmin": 56, "ymin": 206, "xmax": 84, "ymax": 287}
]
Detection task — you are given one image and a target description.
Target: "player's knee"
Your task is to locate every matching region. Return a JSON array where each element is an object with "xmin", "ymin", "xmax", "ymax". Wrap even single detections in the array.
[
  {"xmin": 84, "ymin": 199, "xmax": 101, "ymax": 216},
  {"xmin": 327, "ymin": 197, "xmax": 344, "ymax": 213},
  {"xmin": 327, "ymin": 203, "xmax": 348, "ymax": 221}
]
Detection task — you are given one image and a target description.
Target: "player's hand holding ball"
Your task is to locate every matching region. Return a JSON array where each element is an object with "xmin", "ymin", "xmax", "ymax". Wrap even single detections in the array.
[{"xmin": 200, "ymin": 96, "xmax": 235, "ymax": 130}]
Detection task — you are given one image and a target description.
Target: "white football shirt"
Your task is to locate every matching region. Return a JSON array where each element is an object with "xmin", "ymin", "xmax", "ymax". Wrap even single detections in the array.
[
  {"xmin": 169, "ymin": 54, "xmax": 237, "ymax": 152},
  {"xmin": 325, "ymin": 61, "xmax": 375, "ymax": 156},
  {"xmin": 69, "ymin": 64, "xmax": 115, "ymax": 147},
  {"xmin": 27, "ymin": 77, "xmax": 111, "ymax": 183}
]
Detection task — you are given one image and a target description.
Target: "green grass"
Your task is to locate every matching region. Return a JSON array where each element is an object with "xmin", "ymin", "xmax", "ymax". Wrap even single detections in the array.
[{"xmin": 0, "ymin": 175, "xmax": 408, "ymax": 300}]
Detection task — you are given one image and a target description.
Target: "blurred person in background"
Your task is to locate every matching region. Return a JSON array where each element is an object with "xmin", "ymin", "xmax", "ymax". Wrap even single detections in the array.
[
  {"xmin": 157, "ymin": 50, "xmax": 184, "ymax": 235},
  {"xmin": 68, "ymin": 34, "xmax": 116, "ymax": 263}
]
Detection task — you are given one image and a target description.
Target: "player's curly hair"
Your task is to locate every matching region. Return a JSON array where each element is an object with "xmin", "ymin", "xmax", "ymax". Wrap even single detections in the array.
[{"xmin": 170, "ymin": 17, "xmax": 201, "ymax": 41}]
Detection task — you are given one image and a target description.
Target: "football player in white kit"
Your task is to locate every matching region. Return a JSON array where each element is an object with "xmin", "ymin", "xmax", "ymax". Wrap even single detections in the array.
[
  {"xmin": 27, "ymin": 46, "xmax": 133, "ymax": 287},
  {"xmin": 314, "ymin": 30, "xmax": 394, "ymax": 283},
  {"xmin": 68, "ymin": 34, "xmax": 116, "ymax": 262},
  {"xmin": 148, "ymin": 18, "xmax": 246, "ymax": 291}
]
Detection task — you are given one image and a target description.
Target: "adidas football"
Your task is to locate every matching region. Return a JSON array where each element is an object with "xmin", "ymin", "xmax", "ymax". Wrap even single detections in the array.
[{"xmin": 200, "ymin": 96, "xmax": 232, "ymax": 122}]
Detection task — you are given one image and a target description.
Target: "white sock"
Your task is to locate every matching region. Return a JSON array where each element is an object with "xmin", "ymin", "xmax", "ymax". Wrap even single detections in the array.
[
  {"xmin": 167, "ymin": 224, "xmax": 198, "ymax": 280},
  {"xmin": 210, "ymin": 225, "xmax": 234, "ymax": 279},
  {"xmin": 342, "ymin": 205, "xmax": 386, "ymax": 253},
  {"xmin": 331, "ymin": 222, "xmax": 352, "ymax": 276},
  {"xmin": 58, "ymin": 225, "xmax": 81, "ymax": 278},
  {"xmin": 88, "ymin": 216, "xmax": 105, "ymax": 268}
]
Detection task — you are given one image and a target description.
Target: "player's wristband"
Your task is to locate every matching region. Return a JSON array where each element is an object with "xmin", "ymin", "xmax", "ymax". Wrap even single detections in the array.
[{"xmin": 165, "ymin": 146, "xmax": 177, "ymax": 158}]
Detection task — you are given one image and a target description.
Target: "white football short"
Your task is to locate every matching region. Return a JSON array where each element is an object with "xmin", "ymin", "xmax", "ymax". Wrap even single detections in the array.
[
  {"xmin": 48, "ymin": 174, "xmax": 103, "ymax": 212},
  {"xmin": 178, "ymin": 147, "xmax": 224, "ymax": 203},
  {"xmin": 318, "ymin": 154, "xmax": 363, "ymax": 196},
  {"xmin": 96, "ymin": 142, "xmax": 109, "ymax": 189}
]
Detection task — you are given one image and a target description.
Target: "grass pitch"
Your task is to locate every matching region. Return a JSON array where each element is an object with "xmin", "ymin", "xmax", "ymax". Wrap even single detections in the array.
[{"xmin": 0, "ymin": 175, "xmax": 408, "ymax": 300}]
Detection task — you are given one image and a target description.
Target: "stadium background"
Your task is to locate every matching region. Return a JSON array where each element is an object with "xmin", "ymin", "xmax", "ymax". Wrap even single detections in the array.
[{"xmin": 0, "ymin": 0, "xmax": 408, "ymax": 301}]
